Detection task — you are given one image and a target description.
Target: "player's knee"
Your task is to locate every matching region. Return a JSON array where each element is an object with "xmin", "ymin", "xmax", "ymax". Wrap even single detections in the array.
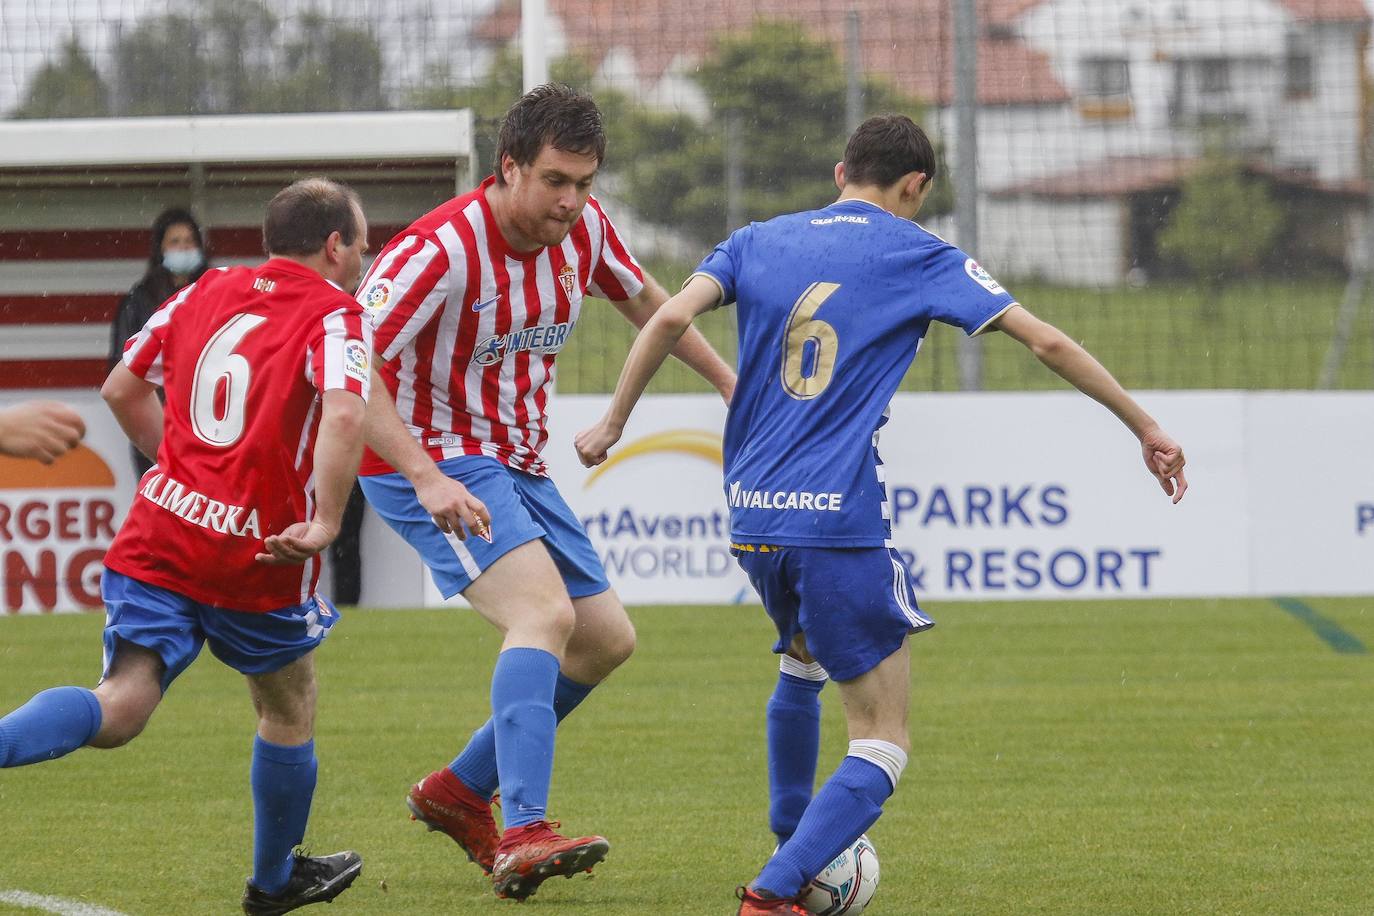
[
  {"xmin": 602, "ymin": 617, "xmax": 636, "ymax": 667},
  {"xmin": 90, "ymin": 722, "xmax": 144, "ymax": 749},
  {"xmin": 535, "ymin": 594, "xmax": 577, "ymax": 644},
  {"xmin": 254, "ymin": 686, "xmax": 316, "ymax": 737},
  {"xmin": 89, "ymin": 694, "xmax": 155, "ymax": 748}
]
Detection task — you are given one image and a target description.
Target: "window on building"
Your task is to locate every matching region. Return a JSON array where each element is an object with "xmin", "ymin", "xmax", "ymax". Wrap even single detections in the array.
[
  {"xmin": 1198, "ymin": 58, "xmax": 1231, "ymax": 95},
  {"xmin": 1082, "ymin": 57, "xmax": 1130, "ymax": 98},
  {"xmin": 1286, "ymin": 35, "xmax": 1314, "ymax": 98}
]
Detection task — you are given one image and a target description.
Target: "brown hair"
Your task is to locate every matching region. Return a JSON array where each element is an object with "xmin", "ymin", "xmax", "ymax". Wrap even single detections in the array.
[
  {"xmin": 494, "ymin": 83, "xmax": 606, "ymax": 185},
  {"xmin": 843, "ymin": 115, "xmax": 938, "ymax": 189},
  {"xmin": 262, "ymin": 177, "xmax": 362, "ymax": 256}
]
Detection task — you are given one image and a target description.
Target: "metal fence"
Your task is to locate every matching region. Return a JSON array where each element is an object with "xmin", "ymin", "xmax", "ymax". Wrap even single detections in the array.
[{"xmin": 3, "ymin": 0, "xmax": 1372, "ymax": 391}]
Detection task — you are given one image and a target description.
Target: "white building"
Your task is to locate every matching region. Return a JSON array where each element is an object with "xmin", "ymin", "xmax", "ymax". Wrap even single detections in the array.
[
  {"xmin": 963, "ymin": 0, "xmax": 1370, "ymax": 285},
  {"xmin": 475, "ymin": 0, "xmax": 1370, "ymax": 285}
]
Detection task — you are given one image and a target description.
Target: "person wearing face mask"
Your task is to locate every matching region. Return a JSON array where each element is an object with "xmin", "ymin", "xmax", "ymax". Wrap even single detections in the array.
[{"xmin": 107, "ymin": 207, "xmax": 210, "ymax": 477}]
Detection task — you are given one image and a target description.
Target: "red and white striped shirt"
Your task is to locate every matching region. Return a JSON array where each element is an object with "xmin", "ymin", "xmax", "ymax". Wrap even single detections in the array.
[
  {"xmin": 357, "ymin": 176, "xmax": 644, "ymax": 476},
  {"xmin": 105, "ymin": 259, "xmax": 372, "ymax": 612}
]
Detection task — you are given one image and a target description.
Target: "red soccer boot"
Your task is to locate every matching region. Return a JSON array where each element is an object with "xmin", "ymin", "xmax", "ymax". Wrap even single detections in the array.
[
  {"xmin": 405, "ymin": 769, "xmax": 499, "ymax": 873},
  {"xmin": 490, "ymin": 820, "xmax": 609, "ymax": 901},
  {"xmin": 736, "ymin": 886, "xmax": 812, "ymax": 915}
]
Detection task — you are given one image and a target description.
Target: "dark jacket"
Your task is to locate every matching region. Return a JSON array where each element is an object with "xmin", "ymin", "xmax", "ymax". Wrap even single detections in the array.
[
  {"xmin": 107, "ymin": 276, "xmax": 171, "ymax": 372},
  {"xmin": 107, "ymin": 276, "xmax": 180, "ymax": 478}
]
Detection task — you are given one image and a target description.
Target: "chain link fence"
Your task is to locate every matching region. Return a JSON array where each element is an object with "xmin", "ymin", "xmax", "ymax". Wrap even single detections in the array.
[{"xmin": 4, "ymin": 0, "xmax": 1372, "ymax": 391}]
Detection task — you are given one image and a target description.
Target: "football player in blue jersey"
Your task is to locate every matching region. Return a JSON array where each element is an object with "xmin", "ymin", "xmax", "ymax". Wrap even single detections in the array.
[{"xmin": 575, "ymin": 114, "xmax": 1187, "ymax": 915}]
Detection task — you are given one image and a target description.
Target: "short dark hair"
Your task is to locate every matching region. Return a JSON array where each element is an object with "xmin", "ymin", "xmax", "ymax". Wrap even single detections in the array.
[
  {"xmin": 262, "ymin": 178, "xmax": 362, "ymax": 256},
  {"xmin": 493, "ymin": 83, "xmax": 606, "ymax": 184},
  {"xmin": 843, "ymin": 115, "xmax": 938, "ymax": 189}
]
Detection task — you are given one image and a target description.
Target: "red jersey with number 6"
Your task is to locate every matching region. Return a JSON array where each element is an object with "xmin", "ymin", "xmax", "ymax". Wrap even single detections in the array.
[{"xmin": 103, "ymin": 258, "xmax": 372, "ymax": 612}]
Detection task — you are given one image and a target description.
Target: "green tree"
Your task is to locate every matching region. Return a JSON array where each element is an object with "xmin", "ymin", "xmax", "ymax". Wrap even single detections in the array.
[
  {"xmin": 113, "ymin": 5, "xmax": 247, "ymax": 115},
  {"xmin": 250, "ymin": 12, "xmax": 386, "ymax": 113},
  {"xmin": 12, "ymin": 36, "xmax": 110, "ymax": 119},
  {"xmin": 407, "ymin": 47, "xmax": 591, "ymax": 176},
  {"xmin": 408, "ymin": 21, "xmax": 930, "ymax": 246},
  {"xmin": 1158, "ymin": 158, "xmax": 1285, "ymax": 316},
  {"xmin": 113, "ymin": 3, "xmax": 386, "ymax": 116},
  {"xmin": 616, "ymin": 20, "xmax": 935, "ymax": 244}
]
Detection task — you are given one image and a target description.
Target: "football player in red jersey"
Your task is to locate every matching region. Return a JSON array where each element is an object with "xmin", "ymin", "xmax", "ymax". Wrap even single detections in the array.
[
  {"xmin": 357, "ymin": 84, "xmax": 735, "ymax": 900},
  {"xmin": 0, "ymin": 178, "xmax": 409, "ymax": 915}
]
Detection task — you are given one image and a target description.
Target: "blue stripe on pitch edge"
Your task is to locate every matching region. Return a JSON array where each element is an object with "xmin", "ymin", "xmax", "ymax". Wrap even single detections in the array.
[{"xmin": 1272, "ymin": 598, "xmax": 1367, "ymax": 654}]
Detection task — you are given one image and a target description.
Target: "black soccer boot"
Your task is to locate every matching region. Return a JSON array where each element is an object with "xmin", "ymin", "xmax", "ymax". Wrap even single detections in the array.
[{"xmin": 241, "ymin": 850, "xmax": 363, "ymax": 915}]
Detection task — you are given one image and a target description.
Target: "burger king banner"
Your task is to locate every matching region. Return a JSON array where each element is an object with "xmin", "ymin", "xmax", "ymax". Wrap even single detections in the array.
[{"xmin": 0, "ymin": 391, "xmax": 133, "ymax": 613}]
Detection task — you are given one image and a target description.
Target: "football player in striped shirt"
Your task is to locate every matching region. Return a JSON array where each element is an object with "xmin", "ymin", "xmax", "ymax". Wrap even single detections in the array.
[
  {"xmin": 0, "ymin": 179, "xmax": 376, "ymax": 914},
  {"xmin": 357, "ymin": 84, "xmax": 735, "ymax": 900},
  {"xmin": 575, "ymin": 115, "xmax": 1188, "ymax": 914}
]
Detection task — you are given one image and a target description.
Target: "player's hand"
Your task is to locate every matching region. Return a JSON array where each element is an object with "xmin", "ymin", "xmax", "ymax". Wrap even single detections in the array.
[
  {"xmin": 717, "ymin": 376, "xmax": 736, "ymax": 407},
  {"xmin": 0, "ymin": 400, "xmax": 86, "ymax": 464},
  {"xmin": 574, "ymin": 421, "xmax": 622, "ymax": 468},
  {"xmin": 415, "ymin": 471, "xmax": 491, "ymax": 542},
  {"xmin": 256, "ymin": 521, "xmax": 337, "ymax": 565},
  {"xmin": 1140, "ymin": 426, "xmax": 1187, "ymax": 504}
]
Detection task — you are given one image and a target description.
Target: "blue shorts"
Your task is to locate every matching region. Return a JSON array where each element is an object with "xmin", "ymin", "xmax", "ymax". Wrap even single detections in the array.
[
  {"xmin": 360, "ymin": 455, "xmax": 610, "ymax": 600},
  {"xmin": 733, "ymin": 545, "xmax": 933, "ymax": 682},
  {"xmin": 100, "ymin": 569, "xmax": 339, "ymax": 692}
]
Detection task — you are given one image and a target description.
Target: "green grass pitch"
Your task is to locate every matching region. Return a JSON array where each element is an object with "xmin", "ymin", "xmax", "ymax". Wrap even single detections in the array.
[{"xmin": 1, "ymin": 598, "xmax": 1372, "ymax": 914}]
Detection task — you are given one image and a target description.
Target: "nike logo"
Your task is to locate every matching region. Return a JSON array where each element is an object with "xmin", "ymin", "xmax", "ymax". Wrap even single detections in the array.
[{"xmin": 472, "ymin": 295, "xmax": 500, "ymax": 313}]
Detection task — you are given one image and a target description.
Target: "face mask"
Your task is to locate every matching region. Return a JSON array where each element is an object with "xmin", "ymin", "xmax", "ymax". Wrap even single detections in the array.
[{"xmin": 163, "ymin": 249, "xmax": 203, "ymax": 275}]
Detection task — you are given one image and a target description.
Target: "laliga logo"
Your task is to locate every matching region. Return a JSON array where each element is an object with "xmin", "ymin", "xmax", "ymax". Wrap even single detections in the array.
[
  {"xmin": 362, "ymin": 278, "xmax": 392, "ymax": 313},
  {"xmin": 0, "ymin": 443, "xmax": 119, "ymax": 613},
  {"xmin": 583, "ymin": 429, "xmax": 722, "ymax": 487},
  {"xmin": 964, "ymin": 258, "xmax": 1005, "ymax": 295}
]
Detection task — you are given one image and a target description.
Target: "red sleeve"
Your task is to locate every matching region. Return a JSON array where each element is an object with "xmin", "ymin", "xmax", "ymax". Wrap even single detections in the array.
[
  {"xmin": 121, "ymin": 280, "xmax": 199, "ymax": 386},
  {"xmin": 356, "ymin": 232, "xmax": 451, "ymax": 361},
  {"xmin": 309, "ymin": 302, "xmax": 373, "ymax": 399},
  {"xmin": 587, "ymin": 198, "xmax": 645, "ymax": 301}
]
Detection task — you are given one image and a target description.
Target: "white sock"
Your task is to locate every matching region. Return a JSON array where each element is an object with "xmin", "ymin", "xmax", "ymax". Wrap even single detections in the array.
[
  {"xmin": 848, "ymin": 739, "xmax": 907, "ymax": 790},
  {"xmin": 779, "ymin": 654, "xmax": 828, "ymax": 682}
]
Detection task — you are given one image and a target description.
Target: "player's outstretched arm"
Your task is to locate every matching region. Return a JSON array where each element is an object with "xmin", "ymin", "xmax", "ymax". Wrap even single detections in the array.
[
  {"xmin": 258, "ymin": 389, "xmax": 365, "ymax": 565},
  {"xmin": 993, "ymin": 305, "xmax": 1188, "ymax": 504},
  {"xmin": 576, "ymin": 275, "xmax": 722, "ymax": 467},
  {"xmin": 362, "ymin": 368, "xmax": 491, "ymax": 540},
  {"xmin": 0, "ymin": 399, "xmax": 86, "ymax": 463},
  {"xmin": 611, "ymin": 272, "xmax": 736, "ymax": 404},
  {"xmin": 101, "ymin": 363, "xmax": 161, "ymax": 462}
]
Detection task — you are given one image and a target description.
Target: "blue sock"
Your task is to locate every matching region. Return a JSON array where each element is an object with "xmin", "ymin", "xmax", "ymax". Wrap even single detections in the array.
[
  {"xmin": 490, "ymin": 648, "xmax": 560, "ymax": 829},
  {"xmin": 0, "ymin": 686, "xmax": 102, "ymax": 767},
  {"xmin": 449, "ymin": 670, "xmax": 593, "ymax": 801},
  {"xmin": 767, "ymin": 668, "xmax": 826, "ymax": 844},
  {"xmin": 754, "ymin": 756, "xmax": 893, "ymax": 899},
  {"xmin": 250, "ymin": 736, "xmax": 318, "ymax": 895}
]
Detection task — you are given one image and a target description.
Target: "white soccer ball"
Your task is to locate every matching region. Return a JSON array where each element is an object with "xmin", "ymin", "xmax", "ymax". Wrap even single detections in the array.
[{"xmin": 800, "ymin": 834, "xmax": 879, "ymax": 915}]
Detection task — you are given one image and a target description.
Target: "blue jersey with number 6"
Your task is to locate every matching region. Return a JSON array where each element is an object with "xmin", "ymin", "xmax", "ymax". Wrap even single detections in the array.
[{"xmin": 692, "ymin": 198, "xmax": 1017, "ymax": 547}]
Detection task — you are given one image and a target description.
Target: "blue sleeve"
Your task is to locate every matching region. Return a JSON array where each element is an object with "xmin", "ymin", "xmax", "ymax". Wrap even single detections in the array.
[
  {"xmin": 921, "ymin": 244, "xmax": 1017, "ymax": 336},
  {"xmin": 688, "ymin": 226, "xmax": 748, "ymax": 307}
]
